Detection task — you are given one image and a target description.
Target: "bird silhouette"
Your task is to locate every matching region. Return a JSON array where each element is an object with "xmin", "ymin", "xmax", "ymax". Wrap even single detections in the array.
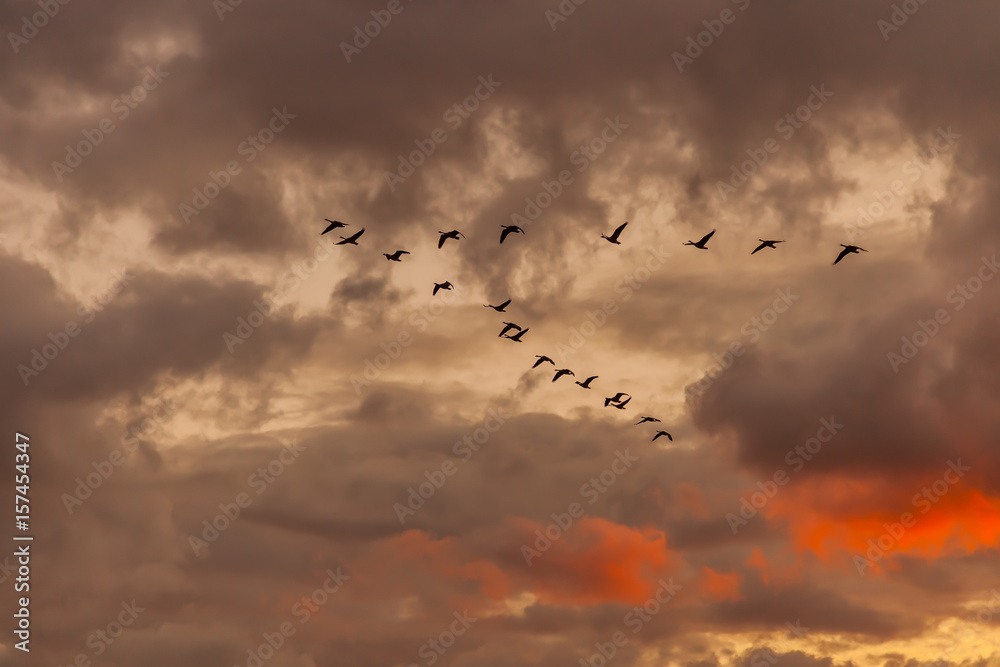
[
  {"xmin": 684, "ymin": 229, "xmax": 715, "ymax": 249},
  {"xmin": 500, "ymin": 225, "xmax": 524, "ymax": 244},
  {"xmin": 432, "ymin": 281, "xmax": 453, "ymax": 296},
  {"xmin": 498, "ymin": 322, "xmax": 522, "ymax": 338},
  {"xmin": 601, "ymin": 222, "xmax": 628, "ymax": 245},
  {"xmin": 532, "ymin": 355, "xmax": 555, "ymax": 368},
  {"xmin": 552, "ymin": 369, "xmax": 575, "ymax": 382},
  {"xmin": 604, "ymin": 392, "xmax": 631, "ymax": 407},
  {"xmin": 383, "ymin": 250, "xmax": 410, "ymax": 262},
  {"xmin": 612, "ymin": 396, "xmax": 632, "ymax": 410},
  {"xmin": 634, "ymin": 416, "xmax": 660, "ymax": 425},
  {"xmin": 437, "ymin": 230, "xmax": 465, "ymax": 248},
  {"xmin": 751, "ymin": 239, "xmax": 784, "ymax": 255},
  {"xmin": 652, "ymin": 430, "xmax": 673, "ymax": 442},
  {"xmin": 336, "ymin": 229, "xmax": 365, "ymax": 245},
  {"xmin": 321, "ymin": 219, "xmax": 347, "ymax": 235},
  {"xmin": 503, "ymin": 328, "xmax": 529, "ymax": 342},
  {"xmin": 575, "ymin": 375, "xmax": 598, "ymax": 389},
  {"xmin": 834, "ymin": 244, "xmax": 867, "ymax": 265},
  {"xmin": 484, "ymin": 299, "xmax": 511, "ymax": 312}
]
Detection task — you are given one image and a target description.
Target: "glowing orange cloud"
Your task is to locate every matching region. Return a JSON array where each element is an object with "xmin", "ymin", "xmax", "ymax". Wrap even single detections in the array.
[{"xmin": 698, "ymin": 566, "xmax": 744, "ymax": 601}]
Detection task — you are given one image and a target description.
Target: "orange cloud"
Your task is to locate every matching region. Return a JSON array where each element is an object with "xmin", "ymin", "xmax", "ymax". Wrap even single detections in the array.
[{"xmin": 698, "ymin": 566, "xmax": 744, "ymax": 601}]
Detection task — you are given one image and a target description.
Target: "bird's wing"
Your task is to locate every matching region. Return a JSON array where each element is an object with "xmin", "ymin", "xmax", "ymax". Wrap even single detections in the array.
[
  {"xmin": 355, "ymin": 229, "xmax": 365, "ymax": 240},
  {"xmin": 833, "ymin": 247, "xmax": 850, "ymax": 264},
  {"xmin": 433, "ymin": 285, "xmax": 440, "ymax": 295},
  {"xmin": 751, "ymin": 242, "xmax": 766, "ymax": 254},
  {"xmin": 500, "ymin": 228, "xmax": 511, "ymax": 244},
  {"xmin": 666, "ymin": 433, "xmax": 673, "ymax": 441},
  {"xmin": 500, "ymin": 299, "xmax": 511, "ymax": 309},
  {"xmin": 322, "ymin": 224, "xmax": 335, "ymax": 235},
  {"xmin": 611, "ymin": 222, "xmax": 627, "ymax": 240},
  {"xmin": 438, "ymin": 235, "xmax": 446, "ymax": 248},
  {"xmin": 699, "ymin": 230, "xmax": 716, "ymax": 244},
  {"xmin": 401, "ymin": 251, "xmax": 410, "ymax": 255}
]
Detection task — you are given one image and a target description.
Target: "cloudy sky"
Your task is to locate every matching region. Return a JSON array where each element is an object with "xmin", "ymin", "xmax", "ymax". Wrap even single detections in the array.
[{"xmin": 3, "ymin": 0, "xmax": 1000, "ymax": 665}]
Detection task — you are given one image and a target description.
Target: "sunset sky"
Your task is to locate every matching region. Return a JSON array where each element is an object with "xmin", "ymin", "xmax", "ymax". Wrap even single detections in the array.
[{"xmin": 3, "ymin": 0, "xmax": 1000, "ymax": 665}]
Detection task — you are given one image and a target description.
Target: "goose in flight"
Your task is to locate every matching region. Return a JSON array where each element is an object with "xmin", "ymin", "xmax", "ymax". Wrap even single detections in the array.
[
  {"xmin": 503, "ymin": 328, "xmax": 529, "ymax": 342},
  {"xmin": 601, "ymin": 222, "xmax": 628, "ymax": 245},
  {"xmin": 684, "ymin": 229, "xmax": 715, "ymax": 249},
  {"xmin": 532, "ymin": 355, "xmax": 555, "ymax": 368},
  {"xmin": 500, "ymin": 225, "xmax": 524, "ymax": 244},
  {"xmin": 432, "ymin": 281, "xmax": 453, "ymax": 296},
  {"xmin": 604, "ymin": 392, "xmax": 631, "ymax": 407},
  {"xmin": 321, "ymin": 219, "xmax": 347, "ymax": 235},
  {"xmin": 498, "ymin": 322, "xmax": 522, "ymax": 338},
  {"xmin": 612, "ymin": 396, "xmax": 632, "ymax": 410},
  {"xmin": 438, "ymin": 230, "xmax": 465, "ymax": 248},
  {"xmin": 652, "ymin": 431, "xmax": 673, "ymax": 442},
  {"xmin": 833, "ymin": 244, "xmax": 867, "ymax": 265},
  {"xmin": 634, "ymin": 416, "xmax": 660, "ymax": 425},
  {"xmin": 383, "ymin": 250, "xmax": 410, "ymax": 262},
  {"xmin": 751, "ymin": 239, "xmax": 784, "ymax": 255},
  {"xmin": 552, "ymin": 368, "xmax": 575, "ymax": 382},
  {"xmin": 336, "ymin": 229, "xmax": 365, "ymax": 245},
  {"xmin": 575, "ymin": 375, "xmax": 598, "ymax": 389},
  {"xmin": 484, "ymin": 299, "xmax": 511, "ymax": 312}
]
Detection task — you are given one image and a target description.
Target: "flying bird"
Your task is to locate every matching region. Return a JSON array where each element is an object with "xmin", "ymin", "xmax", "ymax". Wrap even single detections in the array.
[
  {"xmin": 532, "ymin": 355, "xmax": 555, "ymax": 368},
  {"xmin": 503, "ymin": 328, "xmax": 529, "ymax": 342},
  {"xmin": 383, "ymin": 250, "xmax": 410, "ymax": 262},
  {"xmin": 612, "ymin": 396, "xmax": 632, "ymax": 410},
  {"xmin": 484, "ymin": 299, "xmax": 511, "ymax": 312},
  {"xmin": 604, "ymin": 392, "xmax": 631, "ymax": 407},
  {"xmin": 684, "ymin": 229, "xmax": 715, "ymax": 249},
  {"xmin": 498, "ymin": 322, "xmax": 522, "ymax": 338},
  {"xmin": 432, "ymin": 281, "xmax": 453, "ymax": 296},
  {"xmin": 601, "ymin": 222, "xmax": 628, "ymax": 245},
  {"xmin": 500, "ymin": 225, "xmax": 524, "ymax": 244},
  {"xmin": 751, "ymin": 239, "xmax": 784, "ymax": 255},
  {"xmin": 575, "ymin": 375, "xmax": 598, "ymax": 389},
  {"xmin": 336, "ymin": 229, "xmax": 365, "ymax": 246},
  {"xmin": 437, "ymin": 230, "xmax": 465, "ymax": 248},
  {"xmin": 833, "ymin": 244, "xmax": 868, "ymax": 265},
  {"xmin": 652, "ymin": 431, "xmax": 673, "ymax": 442},
  {"xmin": 321, "ymin": 219, "xmax": 347, "ymax": 235},
  {"xmin": 634, "ymin": 416, "xmax": 661, "ymax": 425},
  {"xmin": 552, "ymin": 369, "xmax": 575, "ymax": 382}
]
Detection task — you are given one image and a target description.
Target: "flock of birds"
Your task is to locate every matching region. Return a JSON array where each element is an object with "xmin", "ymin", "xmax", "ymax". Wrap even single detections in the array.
[{"xmin": 321, "ymin": 217, "xmax": 869, "ymax": 442}]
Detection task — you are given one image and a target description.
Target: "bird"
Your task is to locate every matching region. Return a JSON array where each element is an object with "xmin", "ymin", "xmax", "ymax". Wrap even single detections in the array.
[
  {"xmin": 500, "ymin": 225, "xmax": 524, "ymax": 244},
  {"xmin": 321, "ymin": 219, "xmax": 347, "ymax": 235},
  {"xmin": 612, "ymin": 396, "xmax": 632, "ymax": 410},
  {"xmin": 575, "ymin": 375, "xmax": 598, "ymax": 389},
  {"xmin": 532, "ymin": 355, "xmax": 555, "ymax": 368},
  {"xmin": 432, "ymin": 281, "xmax": 453, "ymax": 296},
  {"xmin": 437, "ymin": 230, "xmax": 465, "ymax": 248},
  {"xmin": 601, "ymin": 222, "xmax": 628, "ymax": 245},
  {"xmin": 652, "ymin": 431, "xmax": 673, "ymax": 442},
  {"xmin": 336, "ymin": 229, "xmax": 365, "ymax": 245},
  {"xmin": 484, "ymin": 299, "xmax": 511, "ymax": 312},
  {"xmin": 552, "ymin": 369, "xmax": 575, "ymax": 382},
  {"xmin": 634, "ymin": 416, "xmax": 661, "ymax": 425},
  {"xmin": 383, "ymin": 250, "xmax": 410, "ymax": 262},
  {"xmin": 503, "ymin": 328, "xmax": 529, "ymax": 342},
  {"xmin": 604, "ymin": 392, "xmax": 631, "ymax": 407},
  {"xmin": 751, "ymin": 239, "xmax": 784, "ymax": 255},
  {"xmin": 498, "ymin": 322, "xmax": 522, "ymax": 338},
  {"xmin": 684, "ymin": 229, "xmax": 715, "ymax": 249},
  {"xmin": 833, "ymin": 244, "xmax": 867, "ymax": 265}
]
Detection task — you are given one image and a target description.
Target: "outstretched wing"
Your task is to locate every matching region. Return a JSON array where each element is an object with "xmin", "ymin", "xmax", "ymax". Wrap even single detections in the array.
[
  {"xmin": 833, "ymin": 247, "xmax": 850, "ymax": 264},
  {"xmin": 500, "ymin": 227, "xmax": 513, "ymax": 244},
  {"xmin": 751, "ymin": 241, "xmax": 767, "ymax": 255},
  {"xmin": 698, "ymin": 229, "xmax": 716, "ymax": 245},
  {"xmin": 611, "ymin": 222, "xmax": 628, "ymax": 241},
  {"xmin": 438, "ymin": 234, "xmax": 447, "ymax": 249}
]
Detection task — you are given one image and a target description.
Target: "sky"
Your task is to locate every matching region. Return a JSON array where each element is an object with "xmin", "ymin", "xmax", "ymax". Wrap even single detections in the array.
[{"xmin": 2, "ymin": 0, "xmax": 1000, "ymax": 665}]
